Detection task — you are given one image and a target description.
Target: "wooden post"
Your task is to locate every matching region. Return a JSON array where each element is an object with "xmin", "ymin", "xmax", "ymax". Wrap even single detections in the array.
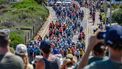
[{"xmin": 25, "ymin": 34, "xmax": 26, "ymax": 44}]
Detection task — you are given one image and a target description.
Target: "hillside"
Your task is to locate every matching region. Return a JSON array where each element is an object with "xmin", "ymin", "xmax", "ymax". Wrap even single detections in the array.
[
  {"xmin": 0, "ymin": 0, "xmax": 49, "ymax": 28},
  {"xmin": 0, "ymin": 0, "xmax": 49, "ymax": 47}
]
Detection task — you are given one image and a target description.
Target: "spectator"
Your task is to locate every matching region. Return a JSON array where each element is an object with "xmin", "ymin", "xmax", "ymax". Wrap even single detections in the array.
[
  {"xmin": 92, "ymin": 12, "xmax": 95, "ymax": 25},
  {"xmin": 15, "ymin": 44, "xmax": 34, "ymax": 69},
  {"xmin": 36, "ymin": 40, "xmax": 59, "ymax": 69},
  {"xmin": 61, "ymin": 54, "xmax": 75, "ymax": 69},
  {"xmin": 88, "ymin": 42, "xmax": 107, "ymax": 64},
  {"xmin": 0, "ymin": 29, "xmax": 24, "ymax": 69},
  {"xmin": 66, "ymin": 54, "xmax": 75, "ymax": 63},
  {"xmin": 78, "ymin": 25, "xmax": 122, "ymax": 69}
]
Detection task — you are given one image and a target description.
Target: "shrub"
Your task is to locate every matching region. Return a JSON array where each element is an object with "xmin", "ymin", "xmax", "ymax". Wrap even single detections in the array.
[
  {"xmin": 101, "ymin": 13, "xmax": 106, "ymax": 23},
  {"xmin": 112, "ymin": 4, "xmax": 119, "ymax": 10},
  {"xmin": 10, "ymin": 0, "xmax": 49, "ymax": 22},
  {"xmin": 112, "ymin": 9, "xmax": 122, "ymax": 25},
  {"xmin": 120, "ymin": 5, "xmax": 122, "ymax": 9},
  {"xmin": 10, "ymin": 31, "xmax": 24, "ymax": 49},
  {"xmin": 0, "ymin": 0, "xmax": 6, "ymax": 4},
  {"xmin": 1, "ymin": 22, "xmax": 15, "ymax": 28}
]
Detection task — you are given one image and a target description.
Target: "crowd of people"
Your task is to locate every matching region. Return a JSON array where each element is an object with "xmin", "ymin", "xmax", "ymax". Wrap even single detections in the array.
[
  {"xmin": 28, "ymin": 2, "xmax": 86, "ymax": 69},
  {"xmin": 0, "ymin": 0, "xmax": 122, "ymax": 69}
]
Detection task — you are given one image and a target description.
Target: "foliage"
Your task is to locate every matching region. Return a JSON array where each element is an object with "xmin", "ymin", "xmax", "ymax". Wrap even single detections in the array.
[
  {"xmin": 120, "ymin": 5, "xmax": 122, "ymax": 9},
  {"xmin": 112, "ymin": 4, "xmax": 120, "ymax": 10},
  {"xmin": 0, "ymin": 0, "xmax": 6, "ymax": 4},
  {"xmin": 112, "ymin": 9, "xmax": 122, "ymax": 25},
  {"xmin": 10, "ymin": 31, "xmax": 24, "ymax": 49},
  {"xmin": 34, "ymin": 0, "xmax": 47, "ymax": 4},
  {"xmin": 11, "ymin": 0, "xmax": 49, "ymax": 20},
  {"xmin": 101, "ymin": 13, "xmax": 106, "ymax": 23},
  {"xmin": 1, "ymin": 22, "xmax": 15, "ymax": 28},
  {"xmin": 34, "ymin": 0, "xmax": 43, "ymax": 4}
]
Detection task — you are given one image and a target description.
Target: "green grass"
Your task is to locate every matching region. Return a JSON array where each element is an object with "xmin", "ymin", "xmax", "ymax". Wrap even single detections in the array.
[
  {"xmin": 0, "ymin": 0, "xmax": 6, "ymax": 4},
  {"xmin": 11, "ymin": 0, "xmax": 49, "ymax": 18}
]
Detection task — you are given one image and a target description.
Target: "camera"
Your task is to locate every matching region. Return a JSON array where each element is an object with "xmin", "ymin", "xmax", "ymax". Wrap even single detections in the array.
[{"xmin": 97, "ymin": 32, "xmax": 106, "ymax": 39}]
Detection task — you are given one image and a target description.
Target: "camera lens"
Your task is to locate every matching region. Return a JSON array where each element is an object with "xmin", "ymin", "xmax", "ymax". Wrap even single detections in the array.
[{"xmin": 97, "ymin": 32, "xmax": 106, "ymax": 39}]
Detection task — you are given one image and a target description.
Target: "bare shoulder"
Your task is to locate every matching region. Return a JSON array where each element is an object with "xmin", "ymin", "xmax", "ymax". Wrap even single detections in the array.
[
  {"xmin": 36, "ymin": 60, "xmax": 45, "ymax": 69},
  {"xmin": 35, "ymin": 56, "xmax": 45, "ymax": 69}
]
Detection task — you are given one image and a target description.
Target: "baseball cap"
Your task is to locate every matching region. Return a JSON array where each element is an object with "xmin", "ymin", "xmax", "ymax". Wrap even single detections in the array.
[
  {"xmin": 39, "ymin": 40, "xmax": 51, "ymax": 49},
  {"xmin": 105, "ymin": 25, "xmax": 122, "ymax": 50},
  {"xmin": 15, "ymin": 44, "xmax": 28, "ymax": 55},
  {"xmin": 0, "ymin": 29, "xmax": 10, "ymax": 40}
]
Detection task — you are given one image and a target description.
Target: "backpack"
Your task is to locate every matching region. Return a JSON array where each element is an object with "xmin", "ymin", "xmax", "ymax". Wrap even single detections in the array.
[{"xmin": 42, "ymin": 58, "xmax": 59, "ymax": 69}]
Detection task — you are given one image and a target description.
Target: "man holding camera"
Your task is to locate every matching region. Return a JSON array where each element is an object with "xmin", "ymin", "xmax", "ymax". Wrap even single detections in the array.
[{"xmin": 78, "ymin": 25, "xmax": 122, "ymax": 69}]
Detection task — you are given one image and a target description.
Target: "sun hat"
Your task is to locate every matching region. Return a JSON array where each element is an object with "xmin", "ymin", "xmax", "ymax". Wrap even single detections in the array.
[{"xmin": 15, "ymin": 44, "xmax": 28, "ymax": 55}]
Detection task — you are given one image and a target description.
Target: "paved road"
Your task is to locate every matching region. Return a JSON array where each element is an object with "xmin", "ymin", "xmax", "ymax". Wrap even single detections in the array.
[
  {"xmin": 35, "ymin": 6, "xmax": 100, "ymax": 47},
  {"xmin": 72, "ymin": 7, "xmax": 101, "ymax": 46},
  {"xmin": 72, "ymin": 7, "xmax": 88, "ymax": 43}
]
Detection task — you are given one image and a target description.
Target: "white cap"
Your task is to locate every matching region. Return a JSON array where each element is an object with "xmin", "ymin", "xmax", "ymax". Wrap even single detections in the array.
[{"xmin": 15, "ymin": 44, "xmax": 28, "ymax": 55}]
